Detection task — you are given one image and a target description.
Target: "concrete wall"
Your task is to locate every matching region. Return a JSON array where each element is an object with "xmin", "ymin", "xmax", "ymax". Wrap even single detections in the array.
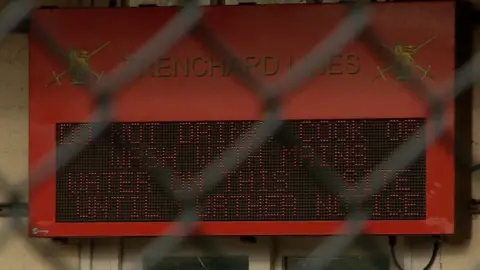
[{"xmin": 0, "ymin": 0, "xmax": 477, "ymax": 269}]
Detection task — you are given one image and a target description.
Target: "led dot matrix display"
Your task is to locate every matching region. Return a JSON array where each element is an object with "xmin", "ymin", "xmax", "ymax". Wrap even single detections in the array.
[{"xmin": 55, "ymin": 118, "xmax": 426, "ymax": 222}]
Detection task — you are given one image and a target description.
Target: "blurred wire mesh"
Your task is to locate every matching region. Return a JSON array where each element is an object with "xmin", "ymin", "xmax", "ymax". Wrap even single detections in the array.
[{"xmin": 0, "ymin": 0, "xmax": 477, "ymax": 270}]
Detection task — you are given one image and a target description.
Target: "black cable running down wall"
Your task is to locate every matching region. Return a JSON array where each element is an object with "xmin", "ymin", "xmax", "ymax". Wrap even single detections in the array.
[{"xmin": 472, "ymin": 164, "xmax": 480, "ymax": 172}]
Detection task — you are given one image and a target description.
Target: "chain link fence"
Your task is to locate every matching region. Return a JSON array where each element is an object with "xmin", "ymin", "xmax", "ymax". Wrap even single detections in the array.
[{"xmin": 0, "ymin": 0, "xmax": 478, "ymax": 269}]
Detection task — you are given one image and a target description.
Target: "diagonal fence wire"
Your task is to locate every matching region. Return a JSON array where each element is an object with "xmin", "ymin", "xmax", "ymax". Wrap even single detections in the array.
[{"xmin": 0, "ymin": 0, "xmax": 476, "ymax": 270}]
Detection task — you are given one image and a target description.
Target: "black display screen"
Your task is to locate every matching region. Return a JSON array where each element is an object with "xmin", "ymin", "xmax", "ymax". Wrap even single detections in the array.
[{"xmin": 56, "ymin": 118, "xmax": 426, "ymax": 222}]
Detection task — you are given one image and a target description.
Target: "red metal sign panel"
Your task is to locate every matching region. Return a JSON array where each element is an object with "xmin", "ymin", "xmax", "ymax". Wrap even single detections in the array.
[{"xmin": 29, "ymin": 2, "xmax": 455, "ymax": 237}]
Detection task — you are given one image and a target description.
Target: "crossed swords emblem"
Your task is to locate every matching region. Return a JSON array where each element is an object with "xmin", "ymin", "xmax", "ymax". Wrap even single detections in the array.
[
  {"xmin": 44, "ymin": 36, "xmax": 436, "ymax": 86},
  {"xmin": 372, "ymin": 35, "xmax": 437, "ymax": 82},
  {"xmin": 45, "ymin": 41, "xmax": 111, "ymax": 88}
]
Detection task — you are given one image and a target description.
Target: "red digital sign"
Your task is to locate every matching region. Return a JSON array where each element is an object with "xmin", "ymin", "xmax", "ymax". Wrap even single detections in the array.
[{"xmin": 30, "ymin": 2, "xmax": 456, "ymax": 237}]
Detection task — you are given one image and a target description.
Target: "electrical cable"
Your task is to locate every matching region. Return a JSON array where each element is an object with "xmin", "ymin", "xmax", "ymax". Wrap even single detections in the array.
[
  {"xmin": 388, "ymin": 236, "xmax": 440, "ymax": 270},
  {"xmin": 387, "ymin": 162, "xmax": 474, "ymax": 269},
  {"xmin": 472, "ymin": 163, "xmax": 480, "ymax": 172}
]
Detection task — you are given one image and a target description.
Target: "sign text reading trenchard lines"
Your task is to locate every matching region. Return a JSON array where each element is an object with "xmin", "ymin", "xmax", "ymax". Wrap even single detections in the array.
[{"xmin": 124, "ymin": 54, "xmax": 361, "ymax": 78}]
